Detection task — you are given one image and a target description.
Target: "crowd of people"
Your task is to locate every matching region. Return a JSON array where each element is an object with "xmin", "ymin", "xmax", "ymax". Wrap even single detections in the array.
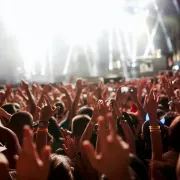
[{"xmin": 0, "ymin": 73, "xmax": 180, "ymax": 179}]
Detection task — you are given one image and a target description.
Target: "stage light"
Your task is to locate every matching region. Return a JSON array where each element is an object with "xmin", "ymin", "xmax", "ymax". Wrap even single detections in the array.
[
  {"xmin": 172, "ymin": 65, "xmax": 179, "ymax": 71},
  {"xmin": 1, "ymin": 0, "xmax": 152, "ymax": 80},
  {"xmin": 132, "ymin": 63, "xmax": 136, "ymax": 67}
]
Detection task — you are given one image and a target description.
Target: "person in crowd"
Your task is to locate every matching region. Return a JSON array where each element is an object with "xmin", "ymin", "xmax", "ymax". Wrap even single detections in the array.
[{"xmin": 0, "ymin": 74, "xmax": 180, "ymax": 180}]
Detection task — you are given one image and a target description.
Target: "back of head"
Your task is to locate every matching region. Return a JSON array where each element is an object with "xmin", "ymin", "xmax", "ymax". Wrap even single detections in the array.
[
  {"xmin": 49, "ymin": 154, "xmax": 73, "ymax": 180},
  {"xmin": 8, "ymin": 111, "xmax": 33, "ymax": 146},
  {"xmin": 78, "ymin": 106, "xmax": 93, "ymax": 118},
  {"xmin": 158, "ymin": 96, "xmax": 169, "ymax": 112},
  {"xmin": 71, "ymin": 115, "xmax": 90, "ymax": 137},
  {"xmin": 169, "ymin": 116, "xmax": 180, "ymax": 152},
  {"xmin": 55, "ymin": 101, "xmax": 65, "ymax": 118}
]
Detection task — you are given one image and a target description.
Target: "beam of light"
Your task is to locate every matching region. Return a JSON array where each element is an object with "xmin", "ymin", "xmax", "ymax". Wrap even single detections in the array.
[
  {"xmin": 132, "ymin": 33, "xmax": 137, "ymax": 65},
  {"xmin": 108, "ymin": 28, "xmax": 113, "ymax": 70},
  {"xmin": 152, "ymin": 0, "xmax": 173, "ymax": 52},
  {"xmin": 123, "ymin": 31, "xmax": 132, "ymax": 59},
  {"xmin": 115, "ymin": 28, "xmax": 129, "ymax": 78},
  {"xmin": 158, "ymin": 15, "xmax": 173, "ymax": 52},
  {"xmin": 144, "ymin": 19, "xmax": 159, "ymax": 56},
  {"xmin": 83, "ymin": 46, "xmax": 93, "ymax": 76},
  {"xmin": 47, "ymin": 39, "xmax": 54, "ymax": 82},
  {"xmin": 173, "ymin": 0, "xmax": 180, "ymax": 14},
  {"xmin": 90, "ymin": 42, "xmax": 99, "ymax": 76},
  {"xmin": 145, "ymin": 24, "xmax": 155, "ymax": 54},
  {"xmin": 0, "ymin": 0, "xmax": 152, "ymax": 81},
  {"xmin": 63, "ymin": 45, "xmax": 74, "ymax": 75}
]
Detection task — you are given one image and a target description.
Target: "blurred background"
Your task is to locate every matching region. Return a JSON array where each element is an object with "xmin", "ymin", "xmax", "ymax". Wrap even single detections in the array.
[{"xmin": 0, "ymin": 0, "xmax": 179, "ymax": 83}]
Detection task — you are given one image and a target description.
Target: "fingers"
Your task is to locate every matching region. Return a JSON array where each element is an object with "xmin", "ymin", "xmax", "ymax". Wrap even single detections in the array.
[
  {"xmin": 44, "ymin": 96, "xmax": 51, "ymax": 108},
  {"xmin": 98, "ymin": 116, "xmax": 107, "ymax": 152},
  {"xmin": 41, "ymin": 146, "xmax": 51, "ymax": 170},
  {"xmin": 22, "ymin": 126, "xmax": 35, "ymax": 154},
  {"xmin": 106, "ymin": 113, "xmax": 116, "ymax": 138},
  {"xmin": 82, "ymin": 140, "xmax": 98, "ymax": 169}
]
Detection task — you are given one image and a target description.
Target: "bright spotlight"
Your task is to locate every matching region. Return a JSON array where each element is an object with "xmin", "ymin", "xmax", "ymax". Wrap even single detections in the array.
[
  {"xmin": 172, "ymin": 65, "xmax": 179, "ymax": 71},
  {"xmin": 132, "ymin": 63, "xmax": 136, "ymax": 67}
]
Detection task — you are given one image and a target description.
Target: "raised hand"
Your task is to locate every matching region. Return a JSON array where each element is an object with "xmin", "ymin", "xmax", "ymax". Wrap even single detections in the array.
[
  {"xmin": 21, "ymin": 80, "xmax": 29, "ymax": 90},
  {"xmin": 43, "ymin": 84, "xmax": 51, "ymax": 94},
  {"xmin": 116, "ymin": 86, "xmax": 128, "ymax": 107},
  {"xmin": 82, "ymin": 116, "xmax": 130, "ymax": 180},
  {"xmin": 21, "ymin": 80, "xmax": 38, "ymax": 120},
  {"xmin": 40, "ymin": 96, "xmax": 58, "ymax": 122},
  {"xmin": 91, "ymin": 106, "xmax": 99, "ymax": 124},
  {"xmin": 16, "ymin": 126, "xmax": 51, "ymax": 180},
  {"xmin": 128, "ymin": 86, "xmax": 138, "ymax": 102},
  {"xmin": 0, "ymin": 84, "xmax": 13, "ymax": 106},
  {"xmin": 76, "ymin": 79, "xmax": 83, "ymax": 92},
  {"xmin": 110, "ymin": 99, "xmax": 122, "ymax": 119},
  {"xmin": 60, "ymin": 128, "xmax": 77, "ymax": 159},
  {"xmin": 98, "ymin": 100, "xmax": 109, "ymax": 117},
  {"xmin": 56, "ymin": 84, "xmax": 68, "ymax": 94},
  {"xmin": 145, "ymin": 90, "xmax": 159, "ymax": 124}
]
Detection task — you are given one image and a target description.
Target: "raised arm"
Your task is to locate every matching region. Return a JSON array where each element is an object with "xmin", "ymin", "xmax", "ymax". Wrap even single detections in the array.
[
  {"xmin": 129, "ymin": 87, "xmax": 146, "ymax": 121},
  {"xmin": 146, "ymin": 90, "xmax": 163, "ymax": 180},
  {"xmin": 71, "ymin": 79, "xmax": 83, "ymax": 121},
  {"xmin": 120, "ymin": 120, "xmax": 136, "ymax": 154},
  {"xmin": 36, "ymin": 96, "xmax": 58, "ymax": 156},
  {"xmin": 80, "ymin": 106, "xmax": 98, "ymax": 149},
  {"xmin": 37, "ymin": 84, "xmax": 51, "ymax": 108},
  {"xmin": 82, "ymin": 115, "xmax": 130, "ymax": 180},
  {"xmin": 57, "ymin": 85, "xmax": 72, "ymax": 119},
  {"xmin": 16, "ymin": 126, "xmax": 51, "ymax": 180},
  {"xmin": 21, "ymin": 80, "xmax": 37, "ymax": 120}
]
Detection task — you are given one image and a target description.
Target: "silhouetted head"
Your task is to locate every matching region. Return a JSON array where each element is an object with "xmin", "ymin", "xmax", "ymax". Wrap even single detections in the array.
[
  {"xmin": 71, "ymin": 115, "xmax": 90, "ymax": 138},
  {"xmin": 48, "ymin": 154, "xmax": 73, "ymax": 180},
  {"xmin": 55, "ymin": 101, "xmax": 65, "ymax": 118},
  {"xmin": 78, "ymin": 106, "xmax": 93, "ymax": 118},
  {"xmin": 168, "ymin": 116, "xmax": 180, "ymax": 152},
  {"xmin": 8, "ymin": 111, "xmax": 33, "ymax": 146}
]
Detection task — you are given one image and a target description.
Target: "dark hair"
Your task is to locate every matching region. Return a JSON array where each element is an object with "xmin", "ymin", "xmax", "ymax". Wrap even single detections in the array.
[
  {"xmin": 164, "ymin": 112, "xmax": 177, "ymax": 127},
  {"xmin": 55, "ymin": 101, "xmax": 65, "ymax": 117},
  {"xmin": 71, "ymin": 115, "xmax": 90, "ymax": 137},
  {"xmin": 158, "ymin": 96, "xmax": 169, "ymax": 112},
  {"xmin": 157, "ymin": 109, "xmax": 165, "ymax": 120},
  {"xmin": 48, "ymin": 154, "xmax": 73, "ymax": 180},
  {"xmin": 168, "ymin": 116, "xmax": 180, "ymax": 152},
  {"xmin": 48, "ymin": 117, "xmax": 62, "ymax": 139},
  {"xmin": 1, "ymin": 103, "xmax": 19, "ymax": 115},
  {"xmin": 8, "ymin": 111, "xmax": 33, "ymax": 146},
  {"xmin": 129, "ymin": 154, "xmax": 148, "ymax": 180},
  {"xmin": 78, "ymin": 106, "xmax": 93, "ymax": 118}
]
